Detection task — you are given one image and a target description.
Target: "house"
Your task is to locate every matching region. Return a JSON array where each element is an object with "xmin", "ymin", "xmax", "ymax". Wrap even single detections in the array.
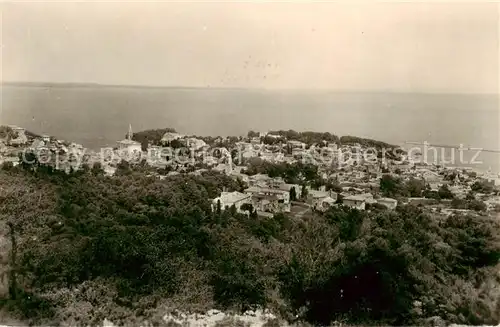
[
  {"xmin": 7, "ymin": 126, "xmax": 28, "ymax": 146},
  {"xmin": 0, "ymin": 156, "xmax": 19, "ymax": 167},
  {"xmin": 307, "ymin": 190, "xmax": 338, "ymax": 211},
  {"xmin": 31, "ymin": 139, "xmax": 46, "ymax": 150},
  {"xmin": 260, "ymin": 152, "xmax": 284, "ymax": 163},
  {"xmin": 428, "ymin": 181, "xmax": 443, "ymax": 191},
  {"xmin": 377, "ymin": 197, "xmax": 398, "ymax": 209},
  {"xmin": 41, "ymin": 134, "xmax": 51, "ymax": 143},
  {"xmin": 245, "ymin": 186, "xmax": 290, "ymax": 203},
  {"xmin": 241, "ymin": 149, "xmax": 259, "ymax": 160},
  {"xmin": 250, "ymin": 137, "xmax": 261, "ymax": 145},
  {"xmin": 248, "ymin": 173, "xmax": 272, "ymax": 186},
  {"xmin": 235, "ymin": 142, "xmax": 253, "ymax": 151},
  {"xmin": 230, "ymin": 171, "xmax": 250, "ymax": 183},
  {"xmin": 244, "ymin": 186, "xmax": 291, "ymax": 213},
  {"xmin": 277, "ymin": 183, "xmax": 302, "ymax": 199},
  {"xmin": 343, "ymin": 194, "xmax": 370, "ymax": 210},
  {"xmin": 484, "ymin": 196, "xmax": 500, "ymax": 211},
  {"xmin": 203, "ymin": 155, "xmax": 219, "ymax": 166},
  {"xmin": 420, "ymin": 169, "xmax": 443, "ymax": 183},
  {"xmin": 161, "ymin": 132, "xmax": 184, "ymax": 144},
  {"xmin": 287, "ymin": 140, "xmax": 306, "ymax": 150},
  {"xmin": 315, "ymin": 196, "xmax": 337, "ymax": 212},
  {"xmin": 484, "ymin": 174, "xmax": 500, "ymax": 187},
  {"xmin": 117, "ymin": 139, "xmax": 142, "ymax": 153},
  {"xmin": 213, "ymin": 163, "xmax": 232, "ymax": 175},
  {"xmin": 212, "ymin": 191, "xmax": 253, "ymax": 213},
  {"xmin": 308, "ymin": 189, "xmax": 338, "ymax": 201},
  {"xmin": 252, "ymin": 194, "xmax": 284, "ymax": 213},
  {"xmin": 185, "ymin": 137, "xmax": 207, "ymax": 151}
]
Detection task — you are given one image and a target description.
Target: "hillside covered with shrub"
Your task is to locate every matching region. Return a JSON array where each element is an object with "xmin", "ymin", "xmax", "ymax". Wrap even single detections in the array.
[{"xmin": 0, "ymin": 163, "xmax": 499, "ymax": 326}]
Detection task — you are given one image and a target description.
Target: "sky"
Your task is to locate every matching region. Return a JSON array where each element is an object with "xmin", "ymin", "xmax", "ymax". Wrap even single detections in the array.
[{"xmin": 1, "ymin": 1, "xmax": 499, "ymax": 93}]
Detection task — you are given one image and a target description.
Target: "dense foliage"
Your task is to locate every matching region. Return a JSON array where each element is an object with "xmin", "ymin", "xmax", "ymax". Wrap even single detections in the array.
[
  {"xmin": 0, "ymin": 165, "xmax": 499, "ymax": 326},
  {"xmin": 263, "ymin": 130, "xmax": 339, "ymax": 146},
  {"xmin": 244, "ymin": 158, "xmax": 318, "ymax": 184},
  {"xmin": 339, "ymin": 136, "xmax": 397, "ymax": 150},
  {"xmin": 131, "ymin": 128, "xmax": 177, "ymax": 150}
]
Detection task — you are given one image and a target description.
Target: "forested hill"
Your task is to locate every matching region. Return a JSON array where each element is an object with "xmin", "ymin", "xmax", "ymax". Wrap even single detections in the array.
[
  {"xmin": 0, "ymin": 163, "xmax": 499, "ymax": 326},
  {"xmin": 132, "ymin": 128, "xmax": 401, "ymax": 150}
]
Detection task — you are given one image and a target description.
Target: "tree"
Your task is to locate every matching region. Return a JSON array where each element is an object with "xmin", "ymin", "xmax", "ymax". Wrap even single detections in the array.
[
  {"xmin": 90, "ymin": 162, "xmax": 104, "ymax": 176},
  {"xmin": 7, "ymin": 222, "xmax": 18, "ymax": 300},
  {"xmin": 466, "ymin": 191, "xmax": 476, "ymax": 200},
  {"xmin": 471, "ymin": 181, "xmax": 494, "ymax": 194},
  {"xmin": 132, "ymin": 127, "xmax": 177, "ymax": 147},
  {"xmin": 468, "ymin": 199, "xmax": 487, "ymax": 212},
  {"xmin": 289, "ymin": 187, "xmax": 297, "ymax": 202},
  {"xmin": 1, "ymin": 161, "xmax": 14, "ymax": 171},
  {"xmin": 438, "ymin": 184, "xmax": 454, "ymax": 199},
  {"xmin": 115, "ymin": 160, "xmax": 131, "ymax": 175},
  {"xmin": 405, "ymin": 178, "xmax": 425, "ymax": 197},
  {"xmin": 301, "ymin": 184, "xmax": 308, "ymax": 200},
  {"xmin": 2, "ymin": 162, "xmax": 500, "ymax": 326},
  {"xmin": 240, "ymin": 203, "xmax": 254, "ymax": 213},
  {"xmin": 380, "ymin": 174, "xmax": 402, "ymax": 197},
  {"xmin": 19, "ymin": 151, "xmax": 38, "ymax": 171},
  {"xmin": 216, "ymin": 199, "xmax": 222, "ymax": 215},
  {"xmin": 247, "ymin": 130, "xmax": 259, "ymax": 138}
]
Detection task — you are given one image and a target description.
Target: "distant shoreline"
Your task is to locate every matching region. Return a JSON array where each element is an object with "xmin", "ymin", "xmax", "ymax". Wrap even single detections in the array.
[{"xmin": 2, "ymin": 81, "xmax": 498, "ymax": 96}]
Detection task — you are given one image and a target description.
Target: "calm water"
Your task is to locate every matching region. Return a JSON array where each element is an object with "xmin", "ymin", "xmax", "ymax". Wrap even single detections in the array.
[{"xmin": 1, "ymin": 84, "xmax": 499, "ymax": 172}]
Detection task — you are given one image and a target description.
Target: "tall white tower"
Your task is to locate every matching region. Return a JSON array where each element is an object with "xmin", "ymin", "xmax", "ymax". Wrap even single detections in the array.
[{"xmin": 127, "ymin": 124, "xmax": 133, "ymax": 140}]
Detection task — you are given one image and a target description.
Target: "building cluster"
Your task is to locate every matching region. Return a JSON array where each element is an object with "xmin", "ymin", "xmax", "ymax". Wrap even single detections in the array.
[{"xmin": 1, "ymin": 125, "xmax": 499, "ymax": 218}]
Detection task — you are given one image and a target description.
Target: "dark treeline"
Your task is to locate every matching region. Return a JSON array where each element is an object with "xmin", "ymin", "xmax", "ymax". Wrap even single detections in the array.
[
  {"xmin": 131, "ymin": 128, "xmax": 177, "ymax": 150},
  {"xmin": 339, "ymin": 135, "xmax": 398, "ymax": 150},
  {"xmin": 0, "ymin": 162, "xmax": 499, "ymax": 326}
]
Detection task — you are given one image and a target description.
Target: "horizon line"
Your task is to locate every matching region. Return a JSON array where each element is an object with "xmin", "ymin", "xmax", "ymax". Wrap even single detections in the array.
[{"xmin": 1, "ymin": 80, "xmax": 498, "ymax": 96}]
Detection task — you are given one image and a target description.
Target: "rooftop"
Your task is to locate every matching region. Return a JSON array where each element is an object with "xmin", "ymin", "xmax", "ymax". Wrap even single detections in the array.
[
  {"xmin": 309, "ymin": 190, "xmax": 330, "ymax": 198},
  {"xmin": 117, "ymin": 139, "xmax": 140, "ymax": 145},
  {"xmin": 378, "ymin": 197, "xmax": 398, "ymax": 203},
  {"xmin": 344, "ymin": 195, "xmax": 367, "ymax": 202},
  {"xmin": 214, "ymin": 191, "xmax": 251, "ymax": 204},
  {"xmin": 245, "ymin": 186, "xmax": 288, "ymax": 194}
]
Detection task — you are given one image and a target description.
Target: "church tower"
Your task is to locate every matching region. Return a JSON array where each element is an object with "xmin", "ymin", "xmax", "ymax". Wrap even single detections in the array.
[{"xmin": 127, "ymin": 124, "xmax": 133, "ymax": 140}]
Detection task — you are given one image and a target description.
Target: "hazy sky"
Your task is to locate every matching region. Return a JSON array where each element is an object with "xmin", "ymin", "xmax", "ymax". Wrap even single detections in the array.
[{"xmin": 1, "ymin": 2, "xmax": 499, "ymax": 93}]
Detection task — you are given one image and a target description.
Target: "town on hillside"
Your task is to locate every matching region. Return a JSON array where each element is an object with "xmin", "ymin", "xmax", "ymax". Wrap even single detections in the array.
[{"xmin": 1, "ymin": 124, "xmax": 499, "ymax": 219}]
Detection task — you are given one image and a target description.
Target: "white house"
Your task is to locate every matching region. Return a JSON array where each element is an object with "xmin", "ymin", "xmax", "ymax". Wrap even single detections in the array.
[
  {"xmin": 41, "ymin": 134, "xmax": 51, "ymax": 143},
  {"xmin": 343, "ymin": 195, "xmax": 367, "ymax": 210},
  {"xmin": 185, "ymin": 137, "xmax": 207, "ymax": 151},
  {"xmin": 248, "ymin": 173, "xmax": 272, "ymax": 186},
  {"xmin": 377, "ymin": 197, "xmax": 398, "ymax": 209},
  {"xmin": 309, "ymin": 189, "xmax": 338, "ymax": 202},
  {"xmin": 161, "ymin": 132, "xmax": 184, "ymax": 144},
  {"xmin": 484, "ymin": 173, "xmax": 500, "ymax": 187},
  {"xmin": 7, "ymin": 125, "xmax": 28, "ymax": 145},
  {"xmin": 117, "ymin": 139, "xmax": 142, "ymax": 152},
  {"xmin": 212, "ymin": 191, "xmax": 253, "ymax": 213},
  {"xmin": 315, "ymin": 196, "xmax": 337, "ymax": 212}
]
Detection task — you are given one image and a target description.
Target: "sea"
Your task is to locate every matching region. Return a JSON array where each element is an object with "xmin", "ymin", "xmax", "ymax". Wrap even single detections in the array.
[{"xmin": 1, "ymin": 84, "xmax": 499, "ymax": 173}]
